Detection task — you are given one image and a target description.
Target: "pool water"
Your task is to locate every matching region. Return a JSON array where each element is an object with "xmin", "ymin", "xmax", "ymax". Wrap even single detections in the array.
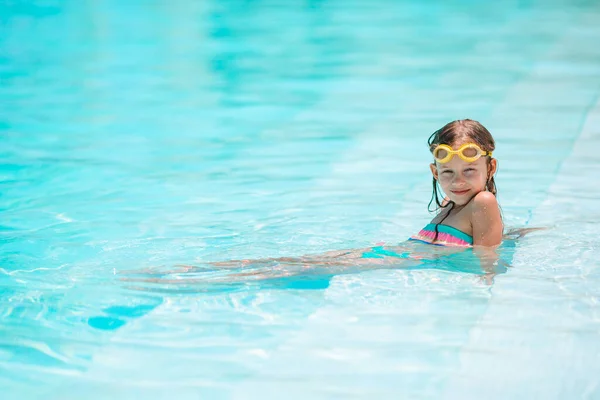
[{"xmin": 1, "ymin": 0, "xmax": 600, "ymax": 398}]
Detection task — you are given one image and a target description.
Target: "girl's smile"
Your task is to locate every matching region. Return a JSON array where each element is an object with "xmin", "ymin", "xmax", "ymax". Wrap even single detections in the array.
[{"xmin": 450, "ymin": 189, "xmax": 470, "ymax": 196}]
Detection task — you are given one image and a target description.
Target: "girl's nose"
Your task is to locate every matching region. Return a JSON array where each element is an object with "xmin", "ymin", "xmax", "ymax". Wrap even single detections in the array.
[{"xmin": 452, "ymin": 175, "xmax": 466, "ymax": 185}]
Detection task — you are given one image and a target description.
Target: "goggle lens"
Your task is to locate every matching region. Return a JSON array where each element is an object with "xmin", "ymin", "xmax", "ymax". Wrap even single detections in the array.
[
  {"xmin": 461, "ymin": 147, "xmax": 478, "ymax": 158},
  {"xmin": 433, "ymin": 147, "xmax": 449, "ymax": 160}
]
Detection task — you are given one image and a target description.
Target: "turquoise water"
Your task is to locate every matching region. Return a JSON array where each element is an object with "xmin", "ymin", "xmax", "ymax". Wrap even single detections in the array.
[{"xmin": 1, "ymin": 0, "xmax": 600, "ymax": 398}]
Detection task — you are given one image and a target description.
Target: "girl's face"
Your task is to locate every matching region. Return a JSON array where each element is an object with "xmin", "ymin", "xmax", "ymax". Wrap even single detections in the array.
[{"xmin": 430, "ymin": 143, "xmax": 497, "ymax": 206}]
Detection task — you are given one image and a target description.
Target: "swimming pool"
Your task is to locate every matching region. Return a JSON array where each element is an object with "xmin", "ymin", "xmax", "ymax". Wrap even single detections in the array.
[{"xmin": 1, "ymin": 0, "xmax": 600, "ymax": 398}]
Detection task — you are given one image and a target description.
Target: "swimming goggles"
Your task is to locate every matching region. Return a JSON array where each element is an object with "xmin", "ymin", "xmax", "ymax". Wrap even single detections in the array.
[{"xmin": 432, "ymin": 143, "xmax": 492, "ymax": 163}]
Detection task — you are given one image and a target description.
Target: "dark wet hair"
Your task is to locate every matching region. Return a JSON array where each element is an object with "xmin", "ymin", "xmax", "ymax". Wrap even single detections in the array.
[{"xmin": 427, "ymin": 119, "xmax": 497, "ymax": 241}]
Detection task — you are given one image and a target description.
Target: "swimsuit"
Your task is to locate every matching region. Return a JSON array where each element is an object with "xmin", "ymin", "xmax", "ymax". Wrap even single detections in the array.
[
  {"xmin": 360, "ymin": 223, "xmax": 473, "ymax": 260},
  {"xmin": 410, "ymin": 223, "xmax": 473, "ymax": 247}
]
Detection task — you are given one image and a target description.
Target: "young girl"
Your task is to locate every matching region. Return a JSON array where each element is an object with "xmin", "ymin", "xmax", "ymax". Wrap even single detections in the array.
[
  {"xmin": 411, "ymin": 119, "xmax": 502, "ymax": 247},
  {"xmin": 219, "ymin": 119, "xmax": 504, "ymax": 273},
  {"xmin": 123, "ymin": 119, "xmax": 512, "ymax": 285}
]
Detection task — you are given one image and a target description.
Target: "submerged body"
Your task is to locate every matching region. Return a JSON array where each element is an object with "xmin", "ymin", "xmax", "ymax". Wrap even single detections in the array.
[{"xmin": 121, "ymin": 234, "xmax": 515, "ymax": 289}]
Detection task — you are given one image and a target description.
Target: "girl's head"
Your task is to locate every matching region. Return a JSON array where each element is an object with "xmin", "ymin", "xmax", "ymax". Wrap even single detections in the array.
[{"xmin": 428, "ymin": 119, "xmax": 497, "ymax": 210}]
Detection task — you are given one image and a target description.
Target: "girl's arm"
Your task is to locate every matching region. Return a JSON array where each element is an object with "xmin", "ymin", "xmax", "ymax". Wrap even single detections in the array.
[
  {"xmin": 471, "ymin": 191, "xmax": 503, "ymax": 247},
  {"xmin": 470, "ymin": 192, "xmax": 504, "ymax": 283}
]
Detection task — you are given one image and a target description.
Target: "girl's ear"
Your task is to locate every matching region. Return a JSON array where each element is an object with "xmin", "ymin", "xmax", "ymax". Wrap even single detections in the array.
[
  {"xmin": 488, "ymin": 158, "xmax": 498, "ymax": 176},
  {"xmin": 430, "ymin": 163, "xmax": 438, "ymax": 180}
]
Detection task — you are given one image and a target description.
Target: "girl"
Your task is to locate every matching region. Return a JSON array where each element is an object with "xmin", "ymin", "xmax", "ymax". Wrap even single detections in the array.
[
  {"xmin": 122, "ymin": 119, "xmax": 513, "ymax": 286},
  {"xmin": 213, "ymin": 119, "xmax": 505, "ymax": 276},
  {"xmin": 411, "ymin": 119, "xmax": 502, "ymax": 247}
]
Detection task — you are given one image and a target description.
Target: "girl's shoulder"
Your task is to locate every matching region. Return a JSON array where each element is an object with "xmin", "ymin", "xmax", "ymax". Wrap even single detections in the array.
[
  {"xmin": 471, "ymin": 191, "xmax": 498, "ymax": 206},
  {"xmin": 468, "ymin": 191, "xmax": 500, "ymax": 217}
]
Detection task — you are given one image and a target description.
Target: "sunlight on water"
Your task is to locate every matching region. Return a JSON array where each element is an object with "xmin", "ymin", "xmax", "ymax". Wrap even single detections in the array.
[{"xmin": 1, "ymin": 0, "xmax": 600, "ymax": 398}]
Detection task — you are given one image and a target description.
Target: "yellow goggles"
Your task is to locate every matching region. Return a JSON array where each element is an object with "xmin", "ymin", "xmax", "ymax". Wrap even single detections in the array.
[{"xmin": 432, "ymin": 143, "xmax": 492, "ymax": 163}]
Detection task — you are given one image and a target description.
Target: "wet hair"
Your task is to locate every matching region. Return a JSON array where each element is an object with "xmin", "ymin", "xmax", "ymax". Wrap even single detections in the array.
[{"xmin": 427, "ymin": 119, "xmax": 497, "ymax": 242}]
